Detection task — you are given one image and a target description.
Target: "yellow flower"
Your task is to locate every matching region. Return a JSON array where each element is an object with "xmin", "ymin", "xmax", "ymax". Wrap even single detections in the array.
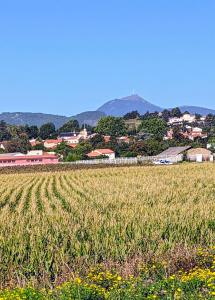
[
  {"xmin": 75, "ymin": 277, "xmax": 82, "ymax": 284},
  {"xmin": 117, "ymin": 276, "xmax": 122, "ymax": 281}
]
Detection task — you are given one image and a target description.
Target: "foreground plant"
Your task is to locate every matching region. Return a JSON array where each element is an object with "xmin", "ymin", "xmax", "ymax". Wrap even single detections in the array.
[{"xmin": 1, "ymin": 248, "xmax": 215, "ymax": 299}]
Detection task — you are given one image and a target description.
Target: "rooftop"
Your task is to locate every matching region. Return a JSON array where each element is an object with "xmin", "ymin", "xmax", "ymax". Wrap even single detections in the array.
[
  {"xmin": 157, "ymin": 146, "xmax": 191, "ymax": 157},
  {"xmin": 87, "ymin": 149, "xmax": 115, "ymax": 157}
]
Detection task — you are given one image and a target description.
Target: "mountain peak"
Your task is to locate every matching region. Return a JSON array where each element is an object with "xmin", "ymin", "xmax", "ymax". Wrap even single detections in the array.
[
  {"xmin": 97, "ymin": 94, "xmax": 162, "ymax": 116},
  {"xmin": 120, "ymin": 94, "xmax": 144, "ymax": 101}
]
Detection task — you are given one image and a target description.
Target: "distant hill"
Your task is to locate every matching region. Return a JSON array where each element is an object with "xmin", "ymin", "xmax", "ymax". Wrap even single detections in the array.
[
  {"xmin": 0, "ymin": 112, "xmax": 69, "ymax": 128},
  {"xmin": 97, "ymin": 94, "xmax": 162, "ymax": 116},
  {"xmin": 0, "ymin": 111, "xmax": 105, "ymax": 128},
  {"xmin": 71, "ymin": 111, "xmax": 106, "ymax": 126},
  {"xmin": 179, "ymin": 106, "xmax": 215, "ymax": 116}
]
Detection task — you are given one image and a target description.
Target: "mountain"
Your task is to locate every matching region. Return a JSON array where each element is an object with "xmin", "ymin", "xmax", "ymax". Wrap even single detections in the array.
[
  {"xmin": 97, "ymin": 94, "xmax": 162, "ymax": 116},
  {"xmin": 0, "ymin": 112, "xmax": 69, "ymax": 128},
  {"xmin": 71, "ymin": 111, "xmax": 106, "ymax": 126},
  {"xmin": 1, "ymin": 95, "xmax": 215, "ymax": 128},
  {"xmin": 0, "ymin": 111, "xmax": 105, "ymax": 128},
  {"xmin": 179, "ymin": 106, "xmax": 215, "ymax": 116}
]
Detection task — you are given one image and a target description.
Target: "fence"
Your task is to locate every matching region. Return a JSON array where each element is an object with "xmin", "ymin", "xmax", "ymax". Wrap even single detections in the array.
[{"xmin": 65, "ymin": 155, "xmax": 183, "ymax": 166}]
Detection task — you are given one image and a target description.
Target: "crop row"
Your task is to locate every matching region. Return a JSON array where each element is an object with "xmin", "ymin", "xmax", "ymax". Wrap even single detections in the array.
[{"xmin": 0, "ymin": 163, "xmax": 215, "ymax": 287}]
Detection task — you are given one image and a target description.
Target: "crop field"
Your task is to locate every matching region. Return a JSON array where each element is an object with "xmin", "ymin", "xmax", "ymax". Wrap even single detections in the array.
[{"xmin": 0, "ymin": 163, "xmax": 215, "ymax": 298}]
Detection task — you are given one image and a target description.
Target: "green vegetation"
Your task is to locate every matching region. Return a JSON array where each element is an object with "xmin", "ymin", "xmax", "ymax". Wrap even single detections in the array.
[
  {"xmin": 138, "ymin": 117, "xmax": 167, "ymax": 139},
  {"xmin": 1, "ymin": 248, "xmax": 215, "ymax": 299},
  {"xmin": 95, "ymin": 116, "xmax": 127, "ymax": 136}
]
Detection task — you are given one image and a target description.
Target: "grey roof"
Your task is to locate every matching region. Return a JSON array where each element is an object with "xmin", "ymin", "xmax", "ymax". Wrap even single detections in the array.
[{"xmin": 157, "ymin": 146, "xmax": 191, "ymax": 157}]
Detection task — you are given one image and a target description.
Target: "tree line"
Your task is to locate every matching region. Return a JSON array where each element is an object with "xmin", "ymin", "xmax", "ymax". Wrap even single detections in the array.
[{"xmin": 1, "ymin": 107, "xmax": 215, "ymax": 157}]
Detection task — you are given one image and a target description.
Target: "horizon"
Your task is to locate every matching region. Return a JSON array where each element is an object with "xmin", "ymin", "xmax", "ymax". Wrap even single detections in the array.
[
  {"xmin": 0, "ymin": 1, "xmax": 215, "ymax": 115},
  {"xmin": 1, "ymin": 93, "xmax": 215, "ymax": 117}
]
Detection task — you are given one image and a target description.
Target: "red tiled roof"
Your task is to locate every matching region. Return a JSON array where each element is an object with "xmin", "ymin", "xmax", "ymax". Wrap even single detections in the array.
[
  {"xmin": 45, "ymin": 139, "xmax": 62, "ymax": 144},
  {"xmin": 87, "ymin": 149, "xmax": 114, "ymax": 157},
  {"xmin": 68, "ymin": 144, "xmax": 77, "ymax": 148}
]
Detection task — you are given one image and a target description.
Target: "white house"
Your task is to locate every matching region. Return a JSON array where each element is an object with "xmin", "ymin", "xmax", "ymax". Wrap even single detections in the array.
[{"xmin": 168, "ymin": 113, "xmax": 196, "ymax": 125}]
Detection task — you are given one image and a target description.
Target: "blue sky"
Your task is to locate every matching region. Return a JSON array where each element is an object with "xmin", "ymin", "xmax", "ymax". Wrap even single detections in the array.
[{"xmin": 0, "ymin": 1, "xmax": 215, "ymax": 116}]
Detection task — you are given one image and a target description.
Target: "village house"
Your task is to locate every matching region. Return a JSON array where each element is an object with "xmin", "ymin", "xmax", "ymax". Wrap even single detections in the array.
[
  {"xmin": 181, "ymin": 127, "xmax": 207, "ymax": 140},
  {"xmin": 0, "ymin": 150, "xmax": 59, "ymax": 167},
  {"xmin": 59, "ymin": 131, "xmax": 78, "ymax": 140},
  {"xmin": 29, "ymin": 139, "xmax": 42, "ymax": 147},
  {"xmin": 44, "ymin": 139, "xmax": 63, "ymax": 149},
  {"xmin": 168, "ymin": 113, "xmax": 196, "ymax": 125},
  {"xmin": 186, "ymin": 148, "xmax": 213, "ymax": 162},
  {"xmin": 164, "ymin": 129, "xmax": 174, "ymax": 140},
  {"xmin": 116, "ymin": 136, "xmax": 130, "ymax": 144},
  {"xmin": 65, "ymin": 136, "xmax": 80, "ymax": 144},
  {"xmin": 87, "ymin": 149, "xmax": 115, "ymax": 159},
  {"xmin": 164, "ymin": 127, "xmax": 207, "ymax": 141},
  {"xmin": 58, "ymin": 128, "xmax": 88, "ymax": 145}
]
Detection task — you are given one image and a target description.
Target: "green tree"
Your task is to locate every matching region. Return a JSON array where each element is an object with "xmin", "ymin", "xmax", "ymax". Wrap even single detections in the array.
[
  {"xmin": 58, "ymin": 119, "xmax": 80, "ymax": 133},
  {"xmin": 55, "ymin": 142, "xmax": 73, "ymax": 159},
  {"xmin": 5, "ymin": 134, "xmax": 31, "ymax": 153},
  {"xmin": 95, "ymin": 116, "xmax": 127, "ymax": 136},
  {"xmin": 74, "ymin": 141, "xmax": 92, "ymax": 158},
  {"xmin": 23, "ymin": 125, "xmax": 39, "ymax": 139},
  {"xmin": 64, "ymin": 141, "xmax": 93, "ymax": 161},
  {"xmin": 89, "ymin": 134, "xmax": 105, "ymax": 148},
  {"xmin": 138, "ymin": 118, "xmax": 167, "ymax": 139},
  {"xmin": 171, "ymin": 107, "xmax": 182, "ymax": 118},
  {"xmin": 162, "ymin": 109, "xmax": 171, "ymax": 122},
  {"xmin": 29, "ymin": 126, "xmax": 39, "ymax": 139},
  {"xmin": 65, "ymin": 152, "xmax": 83, "ymax": 162},
  {"xmin": 39, "ymin": 123, "xmax": 56, "ymax": 139},
  {"xmin": 0, "ymin": 121, "xmax": 11, "ymax": 141},
  {"xmin": 123, "ymin": 111, "xmax": 140, "ymax": 120}
]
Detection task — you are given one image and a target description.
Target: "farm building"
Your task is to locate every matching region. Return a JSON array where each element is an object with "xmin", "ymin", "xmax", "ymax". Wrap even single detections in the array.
[
  {"xmin": 157, "ymin": 146, "xmax": 191, "ymax": 163},
  {"xmin": 87, "ymin": 149, "xmax": 115, "ymax": 159},
  {"xmin": 0, "ymin": 151, "xmax": 59, "ymax": 167},
  {"xmin": 186, "ymin": 148, "xmax": 213, "ymax": 162}
]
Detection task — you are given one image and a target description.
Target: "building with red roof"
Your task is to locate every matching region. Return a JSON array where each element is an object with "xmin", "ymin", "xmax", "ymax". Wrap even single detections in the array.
[
  {"xmin": 87, "ymin": 149, "xmax": 115, "ymax": 159},
  {"xmin": 44, "ymin": 139, "xmax": 63, "ymax": 149}
]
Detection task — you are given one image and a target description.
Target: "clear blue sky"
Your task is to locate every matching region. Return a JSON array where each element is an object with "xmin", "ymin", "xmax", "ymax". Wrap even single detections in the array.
[{"xmin": 0, "ymin": 1, "xmax": 215, "ymax": 116}]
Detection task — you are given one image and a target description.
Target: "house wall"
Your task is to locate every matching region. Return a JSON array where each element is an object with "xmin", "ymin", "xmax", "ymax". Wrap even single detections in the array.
[
  {"xmin": 106, "ymin": 153, "xmax": 115, "ymax": 159},
  {"xmin": 187, "ymin": 153, "xmax": 211, "ymax": 161},
  {"xmin": 0, "ymin": 157, "xmax": 59, "ymax": 167},
  {"xmin": 44, "ymin": 142, "xmax": 57, "ymax": 149}
]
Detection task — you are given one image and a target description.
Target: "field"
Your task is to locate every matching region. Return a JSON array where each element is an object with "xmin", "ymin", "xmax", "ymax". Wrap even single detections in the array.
[{"xmin": 1, "ymin": 163, "xmax": 215, "ymax": 299}]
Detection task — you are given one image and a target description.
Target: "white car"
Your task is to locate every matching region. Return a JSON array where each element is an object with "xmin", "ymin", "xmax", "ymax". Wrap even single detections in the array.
[{"xmin": 153, "ymin": 159, "xmax": 173, "ymax": 165}]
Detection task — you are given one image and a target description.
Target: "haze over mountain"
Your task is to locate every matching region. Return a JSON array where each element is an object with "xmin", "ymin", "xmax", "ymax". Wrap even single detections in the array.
[{"xmin": 0, "ymin": 94, "xmax": 215, "ymax": 127}]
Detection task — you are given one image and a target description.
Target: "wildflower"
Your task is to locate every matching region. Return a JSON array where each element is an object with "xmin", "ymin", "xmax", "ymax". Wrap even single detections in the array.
[
  {"xmin": 117, "ymin": 276, "xmax": 122, "ymax": 281},
  {"xmin": 74, "ymin": 277, "xmax": 82, "ymax": 284}
]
